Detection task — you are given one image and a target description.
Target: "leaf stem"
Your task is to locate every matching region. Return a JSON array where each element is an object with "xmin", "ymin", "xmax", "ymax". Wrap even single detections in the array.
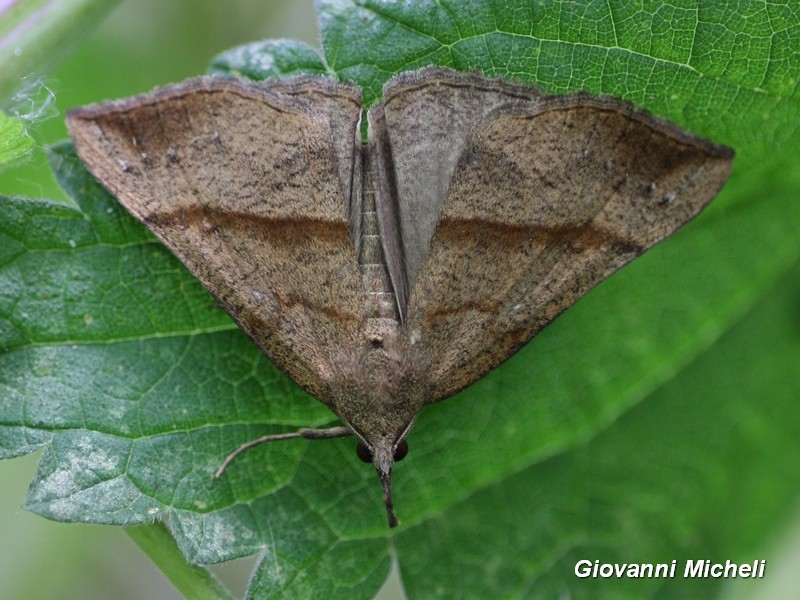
[{"xmin": 125, "ymin": 523, "xmax": 235, "ymax": 600}]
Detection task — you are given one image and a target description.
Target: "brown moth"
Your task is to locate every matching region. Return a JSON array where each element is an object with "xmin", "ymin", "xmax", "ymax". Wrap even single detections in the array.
[{"xmin": 66, "ymin": 67, "xmax": 733, "ymax": 527}]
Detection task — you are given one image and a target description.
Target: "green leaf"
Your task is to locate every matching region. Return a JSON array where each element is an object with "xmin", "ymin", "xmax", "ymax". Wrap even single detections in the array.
[
  {"xmin": 396, "ymin": 261, "xmax": 800, "ymax": 599},
  {"xmin": 2, "ymin": 2, "xmax": 800, "ymax": 599},
  {"xmin": 0, "ymin": 111, "xmax": 34, "ymax": 168},
  {"xmin": 209, "ymin": 39, "xmax": 331, "ymax": 80}
]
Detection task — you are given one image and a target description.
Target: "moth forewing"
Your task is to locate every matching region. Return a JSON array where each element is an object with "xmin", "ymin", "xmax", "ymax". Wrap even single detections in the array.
[
  {"xmin": 67, "ymin": 76, "xmax": 367, "ymax": 403},
  {"xmin": 389, "ymin": 71, "xmax": 734, "ymax": 402}
]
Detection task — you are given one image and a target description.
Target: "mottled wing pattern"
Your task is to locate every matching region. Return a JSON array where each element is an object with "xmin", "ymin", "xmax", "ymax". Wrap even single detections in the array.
[
  {"xmin": 382, "ymin": 69, "xmax": 733, "ymax": 402},
  {"xmin": 67, "ymin": 76, "xmax": 365, "ymax": 402}
]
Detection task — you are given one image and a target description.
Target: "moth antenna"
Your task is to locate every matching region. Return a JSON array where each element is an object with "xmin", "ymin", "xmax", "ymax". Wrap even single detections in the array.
[
  {"xmin": 214, "ymin": 426, "xmax": 353, "ymax": 479},
  {"xmin": 371, "ymin": 443, "xmax": 400, "ymax": 527},
  {"xmin": 379, "ymin": 467, "xmax": 399, "ymax": 528}
]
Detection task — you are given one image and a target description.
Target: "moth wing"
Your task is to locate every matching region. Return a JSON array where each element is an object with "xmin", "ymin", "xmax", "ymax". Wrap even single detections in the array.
[
  {"xmin": 369, "ymin": 69, "xmax": 550, "ymax": 316},
  {"xmin": 67, "ymin": 76, "xmax": 365, "ymax": 402},
  {"xmin": 379, "ymin": 68, "xmax": 733, "ymax": 401}
]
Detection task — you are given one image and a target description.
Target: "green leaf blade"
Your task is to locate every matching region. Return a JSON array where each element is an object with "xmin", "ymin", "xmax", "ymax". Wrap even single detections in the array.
[
  {"xmin": 209, "ymin": 39, "xmax": 330, "ymax": 80},
  {"xmin": 396, "ymin": 261, "xmax": 800, "ymax": 598}
]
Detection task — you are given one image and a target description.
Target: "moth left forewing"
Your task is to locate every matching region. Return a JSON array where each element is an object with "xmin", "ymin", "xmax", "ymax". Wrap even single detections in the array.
[
  {"xmin": 68, "ymin": 77, "xmax": 367, "ymax": 403},
  {"xmin": 400, "ymin": 79, "xmax": 733, "ymax": 402}
]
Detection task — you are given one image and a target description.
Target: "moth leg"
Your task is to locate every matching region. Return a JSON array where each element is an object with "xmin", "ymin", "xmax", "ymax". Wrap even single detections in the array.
[{"xmin": 214, "ymin": 426, "xmax": 354, "ymax": 478}]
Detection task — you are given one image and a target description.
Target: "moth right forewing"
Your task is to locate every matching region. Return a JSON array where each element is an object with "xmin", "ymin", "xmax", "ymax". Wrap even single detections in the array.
[
  {"xmin": 402, "ymin": 81, "xmax": 733, "ymax": 402},
  {"xmin": 68, "ymin": 77, "xmax": 367, "ymax": 402}
]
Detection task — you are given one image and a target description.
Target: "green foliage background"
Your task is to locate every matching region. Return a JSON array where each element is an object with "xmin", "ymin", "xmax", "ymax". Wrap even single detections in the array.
[{"xmin": 2, "ymin": 1, "xmax": 800, "ymax": 599}]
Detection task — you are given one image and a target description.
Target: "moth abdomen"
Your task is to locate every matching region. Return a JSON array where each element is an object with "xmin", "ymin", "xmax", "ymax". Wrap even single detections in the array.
[{"xmin": 358, "ymin": 144, "xmax": 401, "ymax": 349}]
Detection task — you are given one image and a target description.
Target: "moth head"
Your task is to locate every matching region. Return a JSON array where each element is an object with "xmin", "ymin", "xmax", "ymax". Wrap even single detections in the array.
[
  {"xmin": 327, "ymin": 341, "xmax": 430, "ymax": 527},
  {"xmin": 339, "ymin": 375, "xmax": 426, "ymax": 528}
]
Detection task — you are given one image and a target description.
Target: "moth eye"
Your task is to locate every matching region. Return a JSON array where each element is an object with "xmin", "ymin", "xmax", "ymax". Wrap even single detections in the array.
[
  {"xmin": 393, "ymin": 439, "xmax": 409, "ymax": 462},
  {"xmin": 355, "ymin": 440, "xmax": 409, "ymax": 462},
  {"xmin": 356, "ymin": 441, "xmax": 373, "ymax": 463}
]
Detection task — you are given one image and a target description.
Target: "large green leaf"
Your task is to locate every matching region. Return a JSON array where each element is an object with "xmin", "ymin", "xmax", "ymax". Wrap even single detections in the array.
[{"xmin": 2, "ymin": 1, "xmax": 799, "ymax": 598}]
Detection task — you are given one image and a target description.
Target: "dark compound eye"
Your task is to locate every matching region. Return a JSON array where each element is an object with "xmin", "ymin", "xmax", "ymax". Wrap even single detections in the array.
[
  {"xmin": 355, "ymin": 439, "xmax": 410, "ymax": 463},
  {"xmin": 356, "ymin": 441, "xmax": 372, "ymax": 463},
  {"xmin": 393, "ymin": 439, "xmax": 409, "ymax": 462}
]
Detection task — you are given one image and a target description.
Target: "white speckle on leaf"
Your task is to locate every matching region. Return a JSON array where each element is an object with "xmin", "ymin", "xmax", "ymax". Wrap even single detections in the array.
[
  {"xmin": 34, "ymin": 435, "xmax": 122, "ymax": 503},
  {"xmin": 108, "ymin": 404, "xmax": 125, "ymax": 420},
  {"xmin": 205, "ymin": 514, "xmax": 256, "ymax": 548},
  {"xmin": 256, "ymin": 53, "xmax": 275, "ymax": 72}
]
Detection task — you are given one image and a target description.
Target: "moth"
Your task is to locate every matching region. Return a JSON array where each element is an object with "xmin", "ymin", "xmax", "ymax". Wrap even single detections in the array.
[{"xmin": 67, "ymin": 67, "xmax": 733, "ymax": 527}]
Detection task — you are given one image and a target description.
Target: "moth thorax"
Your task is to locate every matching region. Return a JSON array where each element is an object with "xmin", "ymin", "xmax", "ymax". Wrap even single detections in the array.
[
  {"xmin": 329, "ymin": 337, "xmax": 429, "ymax": 444},
  {"xmin": 333, "ymin": 373, "xmax": 426, "ymax": 445}
]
